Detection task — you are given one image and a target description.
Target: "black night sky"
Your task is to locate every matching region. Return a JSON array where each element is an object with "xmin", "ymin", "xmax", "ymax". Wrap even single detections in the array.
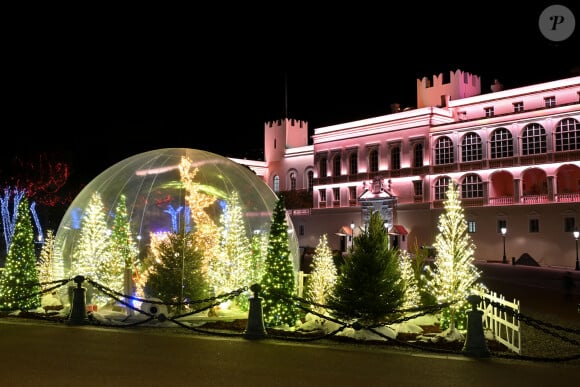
[{"xmin": 3, "ymin": 2, "xmax": 579, "ymax": 187}]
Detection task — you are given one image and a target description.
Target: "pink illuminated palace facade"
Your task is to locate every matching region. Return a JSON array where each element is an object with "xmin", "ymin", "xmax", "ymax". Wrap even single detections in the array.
[{"xmin": 234, "ymin": 69, "xmax": 580, "ymax": 269}]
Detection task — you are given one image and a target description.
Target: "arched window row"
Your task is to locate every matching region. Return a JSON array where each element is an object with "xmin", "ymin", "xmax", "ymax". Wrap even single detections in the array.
[
  {"xmin": 314, "ymin": 118, "xmax": 577, "ymax": 178},
  {"xmin": 433, "ymin": 174, "xmax": 483, "ymax": 200},
  {"xmin": 434, "ymin": 118, "xmax": 579, "ymax": 165}
]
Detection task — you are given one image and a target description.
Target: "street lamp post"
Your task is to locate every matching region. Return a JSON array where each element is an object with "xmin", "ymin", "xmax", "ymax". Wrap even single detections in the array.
[
  {"xmin": 574, "ymin": 227, "xmax": 579, "ymax": 271},
  {"xmin": 350, "ymin": 221, "xmax": 355, "ymax": 250},
  {"xmin": 501, "ymin": 227, "xmax": 507, "ymax": 264}
]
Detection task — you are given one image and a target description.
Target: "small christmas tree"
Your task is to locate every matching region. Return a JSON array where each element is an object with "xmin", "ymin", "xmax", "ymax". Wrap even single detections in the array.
[
  {"xmin": 261, "ymin": 196, "xmax": 299, "ymax": 328},
  {"xmin": 37, "ymin": 229, "xmax": 57, "ymax": 291},
  {"xmin": 0, "ymin": 197, "xmax": 41, "ymax": 311},
  {"xmin": 212, "ymin": 191, "xmax": 253, "ymax": 310},
  {"xmin": 144, "ymin": 225, "xmax": 209, "ymax": 314},
  {"xmin": 145, "ymin": 225, "xmax": 209, "ymax": 310},
  {"xmin": 110, "ymin": 194, "xmax": 139, "ymax": 301},
  {"xmin": 398, "ymin": 249, "xmax": 421, "ymax": 311},
  {"xmin": 248, "ymin": 230, "xmax": 268, "ymax": 286},
  {"xmin": 305, "ymin": 233, "xmax": 337, "ymax": 314},
  {"xmin": 424, "ymin": 181, "xmax": 481, "ymax": 332},
  {"xmin": 70, "ymin": 191, "xmax": 114, "ymax": 305},
  {"xmin": 328, "ymin": 210, "xmax": 404, "ymax": 325},
  {"xmin": 410, "ymin": 238, "xmax": 436, "ymax": 307}
]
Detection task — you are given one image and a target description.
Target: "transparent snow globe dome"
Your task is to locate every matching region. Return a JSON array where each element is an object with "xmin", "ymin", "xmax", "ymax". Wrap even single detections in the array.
[{"xmin": 54, "ymin": 148, "xmax": 299, "ymax": 300}]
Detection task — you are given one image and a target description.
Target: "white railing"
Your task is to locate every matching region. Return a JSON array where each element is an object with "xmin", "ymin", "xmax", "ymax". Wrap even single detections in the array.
[
  {"xmin": 472, "ymin": 287, "xmax": 521, "ymax": 354},
  {"xmin": 297, "ymin": 271, "xmax": 521, "ymax": 354}
]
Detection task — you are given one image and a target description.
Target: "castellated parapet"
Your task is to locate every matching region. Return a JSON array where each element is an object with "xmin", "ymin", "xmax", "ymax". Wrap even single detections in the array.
[
  {"xmin": 416, "ymin": 69, "xmax": 481, "ymax": 109},
  {"xmin": 265, "ymin": 118, "xmax": 309, "ymax": 163}
]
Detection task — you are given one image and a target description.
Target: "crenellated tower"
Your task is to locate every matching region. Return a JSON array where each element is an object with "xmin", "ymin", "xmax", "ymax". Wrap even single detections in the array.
[
  {"xmin": 416, "ymin": 69, "xmax": 481, "ymax": 108},
  {"xmin": 264, "ymin": 118, "xmax": 309, "ymax": 163}
]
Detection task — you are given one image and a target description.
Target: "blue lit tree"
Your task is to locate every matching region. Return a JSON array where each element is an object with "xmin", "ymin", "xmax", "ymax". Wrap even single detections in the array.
[{"xmin": 0, "ymin": 187, "xmax": 39, "ymax": 255}]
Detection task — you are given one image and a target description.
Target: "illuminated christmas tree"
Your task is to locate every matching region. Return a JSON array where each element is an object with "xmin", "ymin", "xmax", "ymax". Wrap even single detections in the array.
[
  {"xmin": 0, "ymin": 196, "xmax": 41, "ymax": 311},
  {"xmin": 261, "ymin": 196, "xmax": 299, "ymax": 328},
  {"xmin": 424, "ymin": 180, "xmax": 481, "ymax": 332},
  {"xmin": 209, "ymin": 192, "xmax": 251, "ymax": 300},
  {"xmin": 305, "ymin": 233, "xmax": 337, "ymax": 314},
  {"xmin": 211, "ymin": 191, "xmax": 253, "ymax": 310},
  {"xmin": 0, "ymin": 187, "xmax": 26, "ymax": 253},
  {"xmin": 70, "ymin": 191, "xmax": 113, "ymax": 305},
  {"xmin": 110, "ymin": 194, "xmax": 139, "ymax": 299},
  {"xmin": 37, "ymin": 229, "xmax": 58, "ymax": 290},
  {"xmin": 248, "ymin": 230, "xmax": 268, "ymax": 286},
  {"xmin": 398, "ymin": 249, "xmax": 421, "ymax": 310},
  {"xmin": 144, "ymin": 224, "xmax": 209, "ymax": 313},
  {"xmin": 328, "ymin": 210, "xmax": 404, "ymax": 325}
]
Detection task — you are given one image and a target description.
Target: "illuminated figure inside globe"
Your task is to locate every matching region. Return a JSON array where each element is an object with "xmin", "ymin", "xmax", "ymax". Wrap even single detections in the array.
[{"xmin": 53, "ymin": 148, "xmax": 299, "ymax": 311}]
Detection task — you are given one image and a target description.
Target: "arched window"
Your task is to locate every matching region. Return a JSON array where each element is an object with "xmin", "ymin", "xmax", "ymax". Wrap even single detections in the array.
[
  {"xmin": 273, "ymin": 175, "xmax": 280, "ymax": 193},
  {"xmin": 413, "ymin": 143, "xmax": 423, "ymax": 168},
  {"xmin": 490, "ymin": 128, "xmax": 513, "ymax": 158},
  {"xmin": 290, "ymin": 172, "xmax": 296, "ymax": 191},
  {"xmin": 369, "ymin": 149, "xmax": 379, "ymax": 172},
  {"xmin": 307, "ymin": 170, "xmax": 314, "ymax": 192},
  {"xmin": 349, "ymin": 152, "xmax": 358, "ymax": 175},
  {"xmin": 555, "ymin": 118, "xmax": 579, "ymax": 151},
  {"xmin": 522, "ymin": 123, "xmax": 547, "ymax": 155},
  {"xmin": 391, "ymin": 146, "xmax": 401, "ymax": 170},
  {"xmin": 461, "ymin": 132, "xmax": 482, "ymax": 162},
  {"xmin": 435, "ymin": 136, "xmax": 454, "ymax": 165},
  {"xmin": 434, "ymin": 176, "xmax": 451, "ymax": 200},
  {"xmin": 461, "ymin": 174, "xmax": 483, "ymax": 198}
]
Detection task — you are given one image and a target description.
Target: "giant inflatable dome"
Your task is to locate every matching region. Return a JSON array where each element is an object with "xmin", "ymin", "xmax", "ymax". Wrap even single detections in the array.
[{"xmin": 53, "ymin": 148, "xmax": 299, "ymax": 302}]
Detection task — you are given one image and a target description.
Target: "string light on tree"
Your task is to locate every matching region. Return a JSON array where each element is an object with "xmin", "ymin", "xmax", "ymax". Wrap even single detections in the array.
[
  {"xmin": 424, "ymin": 181, "xmax": 481, "ymax": 332},
  {"xmin": 261, "ymin": 196, "xmax": 299, "ymax": 328},
  {"xmin": 305, "ymin": 233, "xmax": 337, "ymax": 314},
  {"xmin": 0, "ymin": 197, "xmax": 41, "ymax": 311}
]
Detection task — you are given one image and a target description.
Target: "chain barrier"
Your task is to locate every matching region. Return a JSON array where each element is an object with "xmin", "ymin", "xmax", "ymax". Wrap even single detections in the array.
[{"xmin": 1, "ymin": 278, "xmax": 578, "ymax": 362}]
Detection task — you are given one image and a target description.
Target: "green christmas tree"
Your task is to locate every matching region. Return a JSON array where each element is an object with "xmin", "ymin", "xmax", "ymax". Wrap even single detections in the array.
[
  {"xmin": 260, "ymin": 196, "xmax": 299, "ymax": 328},
  {"xmin": 70, "ymin": 191, "xmax": 114, "ymax": 305},
  {"xmin": 424, "ymin": 180, "xmax": 481, "ymax": 332},
  {"xmin": 328, "ymin": 210, "xmax": 404, "ymax": 325},
  {"xmin": 0, "ymin": 197, "xmax": 41, "ymax": 311},
  {"xmin": 144, "ymin": 225, "xmax": 209, "ymax": 314},
  {"xmin": 305, "ymin": 233, "xmax": 337, "ymax": 314},
  {"xmin": 248, "ymin": 230, "xmax": 268, "ymax": 286},
  {"xmin": 110, "ymin": 194, "xmax": 139, "ymax": 299}
]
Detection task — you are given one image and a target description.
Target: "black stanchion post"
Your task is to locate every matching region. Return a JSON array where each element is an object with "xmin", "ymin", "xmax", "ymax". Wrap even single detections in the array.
[
  {"xmin": 68, "ymin": 275, "xmax": 89, "ymax": 325},
  {"xmin": 244, "ymin": 284, "xmax": 267, "ymax": 340},
  {"xmin": 462, "ymin": 294, "xmax": 490, "ymax": 358}
]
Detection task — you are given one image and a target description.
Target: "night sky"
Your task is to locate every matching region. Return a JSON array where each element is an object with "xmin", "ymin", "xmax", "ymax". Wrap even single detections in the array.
[{"xmin": 3, "ymin": 3, "xmax": 579, "ymax": 187}]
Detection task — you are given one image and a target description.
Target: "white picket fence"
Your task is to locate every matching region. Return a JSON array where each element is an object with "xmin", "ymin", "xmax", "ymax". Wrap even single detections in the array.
[
  {"xmin": 297, "ymin": 271, "xmax": 521, "ymax": 354},
  {"xmin": 472, "ymin": 287, "xmax": 521, "ymax": 354}
]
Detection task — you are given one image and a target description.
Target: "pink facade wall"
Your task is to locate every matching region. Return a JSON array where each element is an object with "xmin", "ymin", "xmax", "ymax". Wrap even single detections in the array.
[{"xmin": 238, "ymin": 72, "xmax": 580, "ymax": 269}]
